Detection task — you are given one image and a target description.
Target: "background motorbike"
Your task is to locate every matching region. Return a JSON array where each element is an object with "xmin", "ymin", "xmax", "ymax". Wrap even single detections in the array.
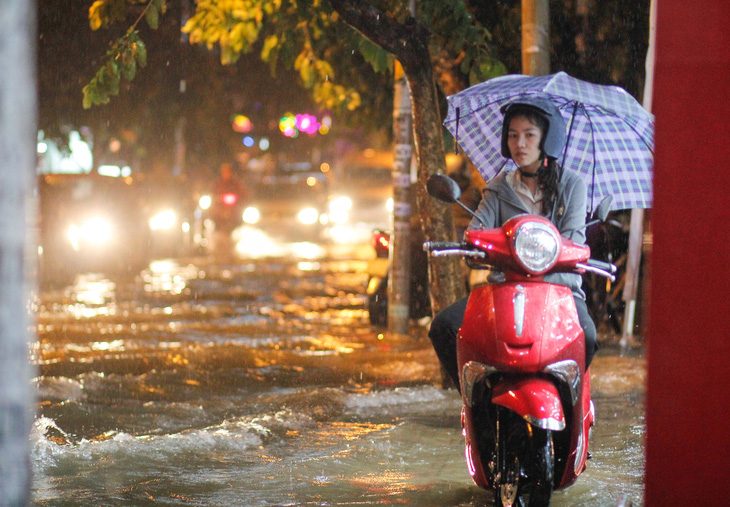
[
  {"xmin": 425, "ymin": 174, "xmax": 615, "ymax": 507},
  {"xmin": 366, "ymin": 224, "xmax": 431, "ymax": 326}
]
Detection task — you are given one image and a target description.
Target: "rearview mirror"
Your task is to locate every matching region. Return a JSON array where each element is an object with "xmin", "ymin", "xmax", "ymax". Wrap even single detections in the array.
[
  {"xmin": 594, "ymin": 195, "xmax": 613, "ymax": 223},
  {"xmin": 582, "ymin": 195, "xmax": 614, "ymax": 230},
  {"xmin": 427, "ymin": 174, "xmax": 461, "ymax": 203},
  {"xmin": 426, "ymin": 173, "xmax": 487, "ymax": 229}
]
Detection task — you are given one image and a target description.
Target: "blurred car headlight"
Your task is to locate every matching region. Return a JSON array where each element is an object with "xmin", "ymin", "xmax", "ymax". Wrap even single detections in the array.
[
  {"xmin": 67, "ymin": 217, "xmax": 113, "ymax": 251},
  {"xmin": 199, "ymin": 195, "xmax": 212, "ymax": 210},
  {"xmin": 328, "ymin": 196, "xmax": 352, "ymax": 225},
  {"xmin": 242, "ymin": 206, "xmax": 260, "ymax": 224},
  {"xmin": 298, "ymin": 207, "xmax": 319, "ymax": 225},
  {"xmin": 149, "ymin": 209, "xmax": 177, "ymax": 231},
  {"xmin": 329, "ymin": 196, "xmax": 352, "ymax": 213},
  {"xmin": 513, "ymin": 220, "xmax": 560, "ymax": 274}
]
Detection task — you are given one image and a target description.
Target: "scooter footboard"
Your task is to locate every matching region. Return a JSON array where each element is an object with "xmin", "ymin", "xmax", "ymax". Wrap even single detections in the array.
[{"xmin": 492, "ymin": 377, "xmax": 565, "ymax": 431}]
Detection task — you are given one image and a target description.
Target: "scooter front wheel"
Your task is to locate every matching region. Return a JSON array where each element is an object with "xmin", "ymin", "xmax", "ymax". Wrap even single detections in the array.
[{"xmin": 495, "ymin": 415, "xmax": 554, "ymax": 507}]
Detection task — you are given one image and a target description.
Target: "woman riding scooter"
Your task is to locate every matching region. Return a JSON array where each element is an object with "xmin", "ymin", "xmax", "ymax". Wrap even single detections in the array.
[{"xmin": 429, "ymin": 97, "xmax": 598, "ymax": 391}]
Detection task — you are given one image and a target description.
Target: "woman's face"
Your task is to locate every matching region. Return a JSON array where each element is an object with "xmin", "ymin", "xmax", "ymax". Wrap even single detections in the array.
[{"xmin": 507, "ymin": 115, "xmax": 543, "ymax": 172}]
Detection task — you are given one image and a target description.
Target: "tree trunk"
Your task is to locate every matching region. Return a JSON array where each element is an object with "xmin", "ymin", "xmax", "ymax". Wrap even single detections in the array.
[
  {"xmin": 329, "ymin": 0, "xmax": 467, "ymax": 313},
  {"xmin": 0, "ymin": 1, "xmax": 37, "ymax": 504},
  {"xmin": 399, "ymin": 31, "xmax": 467, "ymax": 313},
  {"xmin": 521, "ymin": 0, "xmax": 550, "ymax": 75}
]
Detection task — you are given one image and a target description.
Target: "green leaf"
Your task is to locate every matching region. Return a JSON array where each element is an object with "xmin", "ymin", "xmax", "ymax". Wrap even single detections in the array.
[
  {"xmin": 82, "ymin": 84, "xmax": 93, "ymax": 109},
  {"xmin": 145, "ymin": 5, "xmax": 159, "ymax": 29},
  {"xmin": 108, "ymin": 69, "xmax": 120, "ymax": 95},
  {"xmin": 135, "ymin": 39, "xmax": 147, "ymax": 67},
  {"xmin": 121, "ymin": 59, "xmax": 137, "ymax": 81},
  {"xmin": 358, "ymin": 37, "xmax": 391, "ymax": 74}
]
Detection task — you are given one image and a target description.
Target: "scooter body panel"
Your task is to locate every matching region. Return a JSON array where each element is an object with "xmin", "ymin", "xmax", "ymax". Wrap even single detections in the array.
[
  {"xmin": 458, "ymin": 282, "xmax": 585, "ymax": 373},
  {"xmin": 457, "ymin": 280, "xmax": 591, "ymax": 491},
  {"xmin": 491, "ymin": 377, "xmax": 565, "ymax": 431}
]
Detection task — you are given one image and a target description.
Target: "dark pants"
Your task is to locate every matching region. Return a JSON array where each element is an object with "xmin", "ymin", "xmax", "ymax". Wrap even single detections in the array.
[{"xmin": 428, "ymin": 295, "xmax": 598, "ymax": 392}]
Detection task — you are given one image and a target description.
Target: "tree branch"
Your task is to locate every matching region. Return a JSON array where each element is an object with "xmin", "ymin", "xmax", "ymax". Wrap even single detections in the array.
[{"xmin": 328, "ymin": 0, "xmax": 425, "ymax": 62}]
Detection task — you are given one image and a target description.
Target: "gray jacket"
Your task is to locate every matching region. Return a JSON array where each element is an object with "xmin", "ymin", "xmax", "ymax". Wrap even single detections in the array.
[{"xmin": 468, "ymin": 168, "xmax": 588, "ymax": 299}]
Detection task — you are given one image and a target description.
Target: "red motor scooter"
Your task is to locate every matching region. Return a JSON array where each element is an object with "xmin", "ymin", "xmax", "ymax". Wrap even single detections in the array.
[{"xmin": 425, "ymin": 174, "xmax": 616, "ymax": 506}]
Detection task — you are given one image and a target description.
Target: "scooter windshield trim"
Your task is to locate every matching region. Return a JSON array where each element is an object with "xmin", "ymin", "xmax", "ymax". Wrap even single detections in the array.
[
  {"xmin": 544, "ymin": 360, "xmax": 581, "ymax": 405},
  {"xmin": 524, "ymin": 413, "xmax": 566, "ymax": 431},
  {"xmin": 462, "ymin": 361, "xmax": 498, "ymax": 408}
]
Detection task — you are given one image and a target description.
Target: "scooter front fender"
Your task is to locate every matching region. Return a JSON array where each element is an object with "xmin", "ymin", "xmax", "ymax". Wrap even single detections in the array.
[{"xmin": 492, "ymin": 377, "xmax": 565, "ymax": 431}]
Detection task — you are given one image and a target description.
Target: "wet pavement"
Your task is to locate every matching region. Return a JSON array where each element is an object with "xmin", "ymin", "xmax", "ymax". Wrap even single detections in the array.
[{"xmin": 31, "ymin": 238, "xmax": 645, "ymax": 506}]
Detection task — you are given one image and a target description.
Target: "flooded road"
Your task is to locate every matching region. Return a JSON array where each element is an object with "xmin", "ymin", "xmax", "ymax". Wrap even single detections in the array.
[{"xmin": 31, "ymin": 239, "xmax": 645, "ymax": 506}]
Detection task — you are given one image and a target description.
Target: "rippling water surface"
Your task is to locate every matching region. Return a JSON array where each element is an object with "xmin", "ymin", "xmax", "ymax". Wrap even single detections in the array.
[{"xmin": 32, "ymin": 243, "xmax": 645, "ymax": 506}]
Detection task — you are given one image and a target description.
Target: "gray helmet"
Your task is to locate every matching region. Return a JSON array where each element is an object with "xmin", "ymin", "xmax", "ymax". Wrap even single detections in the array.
[{"xmin": 500, "ymin": 96, "xmax": 567, "ymax": 160}]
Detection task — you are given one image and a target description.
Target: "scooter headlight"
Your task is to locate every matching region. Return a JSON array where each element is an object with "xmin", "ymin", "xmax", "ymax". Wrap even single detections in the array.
[{"xmin": 513, "ymin": 221, "xmax": 560, "ymax": 274}]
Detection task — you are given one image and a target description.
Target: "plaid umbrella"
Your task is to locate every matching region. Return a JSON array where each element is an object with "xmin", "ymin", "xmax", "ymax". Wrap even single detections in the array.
[{"xmin": 443, "ymin": 72, "xmax": 655, "ymax": 212}]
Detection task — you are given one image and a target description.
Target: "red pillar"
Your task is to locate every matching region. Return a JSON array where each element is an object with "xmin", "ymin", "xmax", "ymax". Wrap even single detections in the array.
[{"xmin": 646, "ymin": 0, "xmax": 730, "ymax": 503}]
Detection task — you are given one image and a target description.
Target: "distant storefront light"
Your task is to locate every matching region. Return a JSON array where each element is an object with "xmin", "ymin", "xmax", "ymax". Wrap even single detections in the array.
[
  {"xmin": 295, "ymin": 114, "xmax": 320, "ymax": 135},
  {"xmin": 232, "ymin": 114, "xmax": 253, "ymax": 133},
  {"xmin": 37, "ymin": 130, "xmax": 93, "ymax": 174},
  {"xmin": 98, "ymin": 165, "xmax": 120, "ymax": 177},
  {"xmin": 97, "ymin": 165, "xmax": 131, "ymax": 178},
  {"xmin": 279, "ymin": 113, "xmax": 330, "ymax": 138}
]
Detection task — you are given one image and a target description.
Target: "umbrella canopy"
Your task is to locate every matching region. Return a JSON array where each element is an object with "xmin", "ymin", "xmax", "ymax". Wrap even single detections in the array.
[{"xmin": 444, "ymin": 72, "xmax": 654, "ymax": 212}]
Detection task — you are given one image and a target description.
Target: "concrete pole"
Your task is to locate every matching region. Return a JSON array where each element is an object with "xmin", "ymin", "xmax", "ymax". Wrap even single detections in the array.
[
  {"xmin": 0, "ymin": 1, "xmax": 37, "ymax": 505},
  {"xmin": 621, "ymin": 0, "xmax": 656, "ymax": 345},
  {"xmin": 388, "ymin": 61, "xmax": 413, "ymax": 335},
  {"xmin": 521, "ymin": 0, "xmax": 550, "ymax": 76}
]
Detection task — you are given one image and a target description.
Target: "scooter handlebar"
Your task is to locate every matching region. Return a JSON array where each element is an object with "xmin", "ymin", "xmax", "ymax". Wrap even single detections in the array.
[
  {"xmin": 585, "ymin": 258, "xmax": 618, "ymax": 274},
  {"xmin": 576, "ymin": 261, "xmax": 617, "ymax": 282},
  {"xmin": 431, "ymin": 249, "xmax": 488, "ymax": 259},
  {"xmin": 422, "ymin": 241, "xmax": 465, "ymax": 252}
]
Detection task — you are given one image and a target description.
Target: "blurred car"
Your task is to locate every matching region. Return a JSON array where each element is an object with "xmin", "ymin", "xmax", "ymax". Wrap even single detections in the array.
[
  {"xmin": 138, "ymin": 173, "xmax": 198, "ymax": 258},
  {"xmin": 242, "ymin": 163, "xmax": 330, "ymax": 241},
  {"xmin": 38, "ymin": 173, "xmax": 152, "ymax": 283}
]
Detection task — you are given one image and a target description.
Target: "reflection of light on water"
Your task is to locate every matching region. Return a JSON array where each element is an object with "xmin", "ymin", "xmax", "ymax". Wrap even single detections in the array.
[
  {"xmin": 234, "ymin": 226, "xmax": 287, "ymax": 258},
  {"xmin": 91, "ymin": 340, "xmax": 125, "ymax": 351},
  {"xmin": 324, "ymin": 421, "xmax": 391, "ymax": 442},
  {"xmin": 233, "ymin": 227, "xmax": 325, "ymax": 259},
  {"xmin": 73, "ymin": 275, "xmax": 115, "ymax": 305},
  {"xmin": 294, "ymin": 335, "xmax": 363, "ymax": 356},
  {"xmin": 290, "ymin": 242, "xmax": 324, "ymax": 259},
  {"xmin": 326, "ymin": 224, "xmax": 373, "ymax": 245},
  {"xmin": 297, "ymin": 262, "xmax": 321, "ymax": 271},
  {"xmin": 65, "ymin": 340, "xmax": 128, "ymax": 353},
  {"xmin": 142, "ymin": 260, "xmax": 198, "ymax": 295},
  {"xmin": 348, "ymin": 470, "xmax": 418, "ymax": 493},
  {"xmin": 68, "ymin": 274, "xmax": 117, "ymax": 318}
]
